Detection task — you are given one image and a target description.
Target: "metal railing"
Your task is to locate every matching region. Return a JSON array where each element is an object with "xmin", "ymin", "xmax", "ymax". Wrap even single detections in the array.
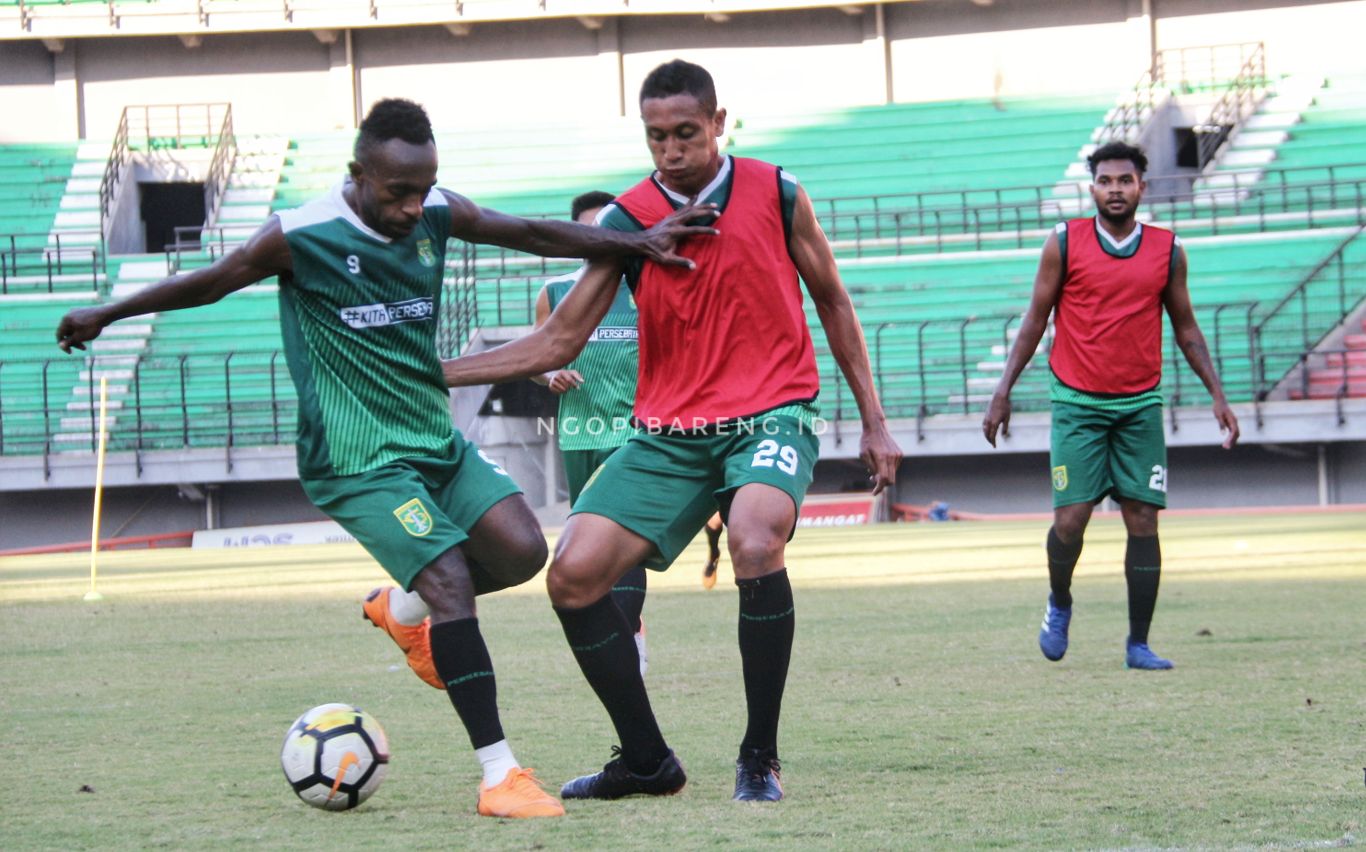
[
  {"xmin": 1252, "ymin": 225, "xmax": 1366, "ymax": 400},
  {"xmin": 96, "ymin": 102, "xmax": 233, "ymax": 243},
  {"xmin": 166, "ymin": 224, "xmax": 232, "ymax": 274},
  {"xmin": 1154, "ymin": 42, "xmax": 1266, "ymax": 93},
  {"xmin": 98, "ymin": 109, "xmax": 131, "ymax": 242},
  {"xmin": 1094, "ymin": 43, "xmax": 1264, "ymax": 146},
  {"xmin": 203, "ymin": 106, "xmax": 237, "ymax": 228},
  {"xmin": 1193, "ymin": 44, "xmax": 1268, "ymax": 169},
  {"xmin": 5, "ymin": 291, "xmax": 1361, "ymax": 464},
  {"xmin": 0, "ymin": 245, "xmax": 101, "ymax": 295},
  {"xmin": 1100, "ymin": 67, "xmax": 1161, "ymax": 144},
  {"xmin": 0, "ymin": 351, "xmax": 296, "ymax": 477},
  {"xmin": 440, "ymin": 162, "xmax": 1366, "ymax": 275}
]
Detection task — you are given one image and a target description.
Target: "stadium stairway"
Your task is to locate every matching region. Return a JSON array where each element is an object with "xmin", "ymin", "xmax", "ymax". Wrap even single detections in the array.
[
  {"xmin": 51, "ymin": 140, "xmax": 116, "ymax": 251},
  {"xmin": 47, "ymin": 256, "xmax": 168, "ymax": 447},
  {"xmin": 213, "ymin": 135, "xmax": 288, "ymax": 239},
  {"xmin": 1308, "ymin": 323, "xmax": 1366, "ymax": 398}
]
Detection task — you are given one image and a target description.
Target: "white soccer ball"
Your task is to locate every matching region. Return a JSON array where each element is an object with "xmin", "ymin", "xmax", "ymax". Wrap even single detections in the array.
[{"xmin": 280, "ymin": 703, "xmax": 390, "ymax": 811}]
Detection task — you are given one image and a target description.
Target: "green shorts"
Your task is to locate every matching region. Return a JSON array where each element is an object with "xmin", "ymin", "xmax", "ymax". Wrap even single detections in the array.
[
  {"xmin": 571, "ymin": 415, "xmax": 819, "ymax": 570},
  {"xmin": 301, "ymin": 435, "xmax": 523, "ymax": 591},
  {"xmin": 562, "ymin": 446, "xmax": 622, "ymax": 506},
  {"xmin": 1050, "ymin": 401, "xmax": 1168, "ymax": 509}
]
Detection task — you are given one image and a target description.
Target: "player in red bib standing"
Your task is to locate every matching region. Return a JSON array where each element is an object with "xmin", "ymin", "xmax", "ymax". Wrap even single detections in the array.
[
  {"xmin": 442, "ymin": 59, "xmax": 901, "ymax": 801},
  {"xmin": 982, "ymin": 141, "xmax": 1240, "ymax": 670}
]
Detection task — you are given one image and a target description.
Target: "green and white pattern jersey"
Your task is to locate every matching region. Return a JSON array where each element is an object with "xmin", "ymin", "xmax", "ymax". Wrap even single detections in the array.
[
  {"xmin": 545, "ymin": 268, "xmax": 638, "ymax": 451},
  {"xmin": 277, "ymin": 182, "xmax": 454, "ymax": 478}
]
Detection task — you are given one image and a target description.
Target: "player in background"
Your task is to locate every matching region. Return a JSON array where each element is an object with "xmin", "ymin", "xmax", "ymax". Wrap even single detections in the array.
[
  {"xmin": 55, "ymin": 98, "xmax": 710, "ymax": 819},
  {"xmin": 532, "ymin": 190, "xmax": 650, "ymax": 675},
  {"xmin": 441, "ymin": 59, "xmax": 902, "ymax": 803},
  {"xmin": 702, "ymin": 511, "xmax": 724, "ymax": 590},
  {"xmin": 982, "ymin": 141, "xmax": 1240, "ymax": 671}
]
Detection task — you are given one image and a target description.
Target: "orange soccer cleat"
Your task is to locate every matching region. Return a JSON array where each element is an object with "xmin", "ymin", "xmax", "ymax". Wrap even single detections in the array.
[
  {"xmin": 362, "ymin": 587, "xmax": 442, "ymax": 689},
  {"xmin": 477, "ymin": 768, "xmax": 566, "ymax": 818}
]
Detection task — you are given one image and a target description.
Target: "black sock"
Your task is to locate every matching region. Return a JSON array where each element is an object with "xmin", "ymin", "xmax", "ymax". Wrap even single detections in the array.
[
  {"xmin": 1125, "ymin": 534, "xmax": 1162, "ymax": 644},
  {"xmin": 737, "ymin": 568, "xmax": 795, "ymax": 756},
  {"xmin": 429, "ymin": 618, "xmax": 504, "ymax": 750},
  {"xmin": 610, "ymin": 566, "xmax": 648, "ymax": 634},
  {"xmin": 1046, "ymin": 526, "xmax": 1084, "ymax": 609},
  {"xmin": 555, "ymin": 594, "xmax": 669, "ymax": 774}
]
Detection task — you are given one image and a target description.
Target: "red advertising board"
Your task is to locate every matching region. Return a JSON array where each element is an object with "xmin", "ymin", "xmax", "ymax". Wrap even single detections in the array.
[{"xmin": 796, "ymin": 493, "xmax": 877, "ymax": 528}]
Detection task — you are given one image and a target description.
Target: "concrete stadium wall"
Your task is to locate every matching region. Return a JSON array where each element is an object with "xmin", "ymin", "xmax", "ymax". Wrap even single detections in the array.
[
  {"xmin": 5, "ymin": 0, "xmax": 1363, "ymax": 141},
  {"xmin": 855, "ymin": 440, "xmax": 1366, "ymax": 514},
  {"xmin": 3, "ymin": 437, "xmax": 1361, "ymax": 551},
  {"xmin": 0, "ymin": 480, "xmax": 324, "ymax": 551},
  {"xmin": 1156, "ymin": 0, "xmax": 1366, "ymax": 77},
  {"xmin": 884, "ymin": 0, "xmax": 1148, "ymax": 102}
]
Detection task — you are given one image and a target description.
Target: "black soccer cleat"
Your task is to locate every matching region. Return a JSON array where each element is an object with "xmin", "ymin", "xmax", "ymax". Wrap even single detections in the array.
[
  {"xmin": 733, "ymin": 748, "xmax": 784, "ymax": 802},
  {"xmin": 560, "ymin": 747, "xmax": 687, "ymax": 800}
]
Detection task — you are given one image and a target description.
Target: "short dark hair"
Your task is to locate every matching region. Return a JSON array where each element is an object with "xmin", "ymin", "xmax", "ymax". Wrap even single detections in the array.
[
  {"xmin": 571, "ymin": 191, "xmax": 615, "ymax": 221},
  {"xmin": 354, "ymin": 98, "xmax": 434, "ymax": 162},
  {"xmin": 639, "ymin": 59, "xmax": 717, "ymax": 115},
  {"xmin": 1087, "ymin": 141, "xmax": 1148, "ymax": 177}
]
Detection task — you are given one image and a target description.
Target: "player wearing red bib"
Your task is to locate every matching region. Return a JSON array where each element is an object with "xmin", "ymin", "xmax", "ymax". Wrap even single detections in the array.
[
  {"xmin": 442, "ymin": 59, "xmax": 901, "ymax": 802},
  {"xmin": 983, "ymin": 141, "xmax": 1239, "ymax": 670}
]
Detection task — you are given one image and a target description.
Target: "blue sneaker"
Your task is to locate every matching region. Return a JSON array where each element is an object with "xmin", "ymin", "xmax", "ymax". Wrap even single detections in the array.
[
  {"xmin": 1038, "ymin": 594, "xmax": 1071, "ymax": 661},
  {"xmin": 1124, "ymin": 639, "xmax": 1174, "ymax": 670}
]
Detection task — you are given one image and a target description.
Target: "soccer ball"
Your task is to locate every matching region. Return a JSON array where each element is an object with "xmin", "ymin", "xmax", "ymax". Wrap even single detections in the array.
[{"xmin": 280, "ymin": 703, "xmax": 390, "ymax": 811}]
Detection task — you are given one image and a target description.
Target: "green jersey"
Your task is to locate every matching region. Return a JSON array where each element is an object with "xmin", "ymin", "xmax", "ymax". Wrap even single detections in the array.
[
  {"xmin": 545, "ymin": 269, "xmax": 639, "ymax": 451},
  {"xmin": 277, "ymin": 183, "xmax": 454, "ymax": 479}
]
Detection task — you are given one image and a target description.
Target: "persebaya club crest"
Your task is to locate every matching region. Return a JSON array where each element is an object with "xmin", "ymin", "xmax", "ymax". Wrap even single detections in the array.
[
  {"xmin": 394, "ymin": 498, "xmax": 434, "ymax": 537},
  {"xmin": 1052, "ymin": 465, "xmax": 1069, "ymax": 492},
  {"xmin": 416, "ymin": 239, "xmax": 436, "ymax": 268}
]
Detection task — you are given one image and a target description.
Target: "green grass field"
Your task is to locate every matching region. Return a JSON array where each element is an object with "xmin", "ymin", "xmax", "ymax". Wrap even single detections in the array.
[{"xmin": 3, "ymin": 512, "xmax": 1364, "ymax": 850}]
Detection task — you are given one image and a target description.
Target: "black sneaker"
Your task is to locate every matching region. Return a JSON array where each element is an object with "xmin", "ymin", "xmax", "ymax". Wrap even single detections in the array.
[
  {"xmin": 733, "ymin": 748, "xmax": 783, "ymax": 802},
  {"xmin": 560, "ymin": 747, "xmax": 687, "ymax": 800}
]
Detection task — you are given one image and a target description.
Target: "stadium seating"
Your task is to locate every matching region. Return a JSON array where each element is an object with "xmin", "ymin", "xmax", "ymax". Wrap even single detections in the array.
[
  {"xmin": 5, "ymin": 75, "xmax": 1364, "ymax": 455},
  {"xmin": 0, "ymin": 143, "xmax": 75, "ymax": 238},
  {"xmin": 816, "ymin": 229, "xmax": 1356, "ymax": 420},
  {"xmin": 0, "ymin": 297, "xmax": 95, "ymax": 455},
  {"xmin": 726, "ymin": 96, "xmax": 1112, "ymax": 206}
]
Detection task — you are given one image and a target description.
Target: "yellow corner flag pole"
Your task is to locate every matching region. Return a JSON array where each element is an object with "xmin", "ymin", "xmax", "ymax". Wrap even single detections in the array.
[{"xmin": 84, "ymin": 376, "xmax": 109, "ymax": 603}]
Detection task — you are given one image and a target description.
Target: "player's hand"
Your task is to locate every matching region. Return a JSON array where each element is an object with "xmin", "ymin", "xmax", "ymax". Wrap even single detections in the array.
[
  {"xmin": 982, "ymin": 392, "xmax": 1011, "ymax": 447},
  {"xmin": 547, "ymin": 369, "xmax": 583, "ymax": 394},
  {"xmin": 860, "ymin": 420, "xmax": 902, "ymax": 496},
  {"xmin": 56, "ymin": 305, "xmax": 112, "ymax": 353},
  {"xmin": 1213, "ymin": 399, "xmax": 1240, "ymax": 449},
  {"xmin": 637, "ymin": 200, "xmax": 719, "ymax": 269}
]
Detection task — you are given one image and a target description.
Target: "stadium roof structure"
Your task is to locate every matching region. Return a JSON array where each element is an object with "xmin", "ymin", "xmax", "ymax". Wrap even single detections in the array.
[{"xmin": 3, "ymin": 0, "xmax": 913, "ymax": 42}]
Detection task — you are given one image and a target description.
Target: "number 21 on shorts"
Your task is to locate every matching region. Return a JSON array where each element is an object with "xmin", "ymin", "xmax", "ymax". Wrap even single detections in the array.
[
  {"xmin": 1148, "ymin": 464, "xmax": 1168, "ymax": 493},
  {"xmin": 752, "ymin": 440, "xmax": 799, "ymax": 476}
]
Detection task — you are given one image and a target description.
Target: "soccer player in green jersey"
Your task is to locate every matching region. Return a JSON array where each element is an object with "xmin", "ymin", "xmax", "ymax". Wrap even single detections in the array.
[
  {"xmin": 982, "ymin": 141, "xmax": 1240, "ymax": 671},
  {"xmin": 54, "ymin": 98, "xmax": 711, "ymax": 819},
  {"xmin": 532, "ymin": 190, "xmax": 651, "ymax": 674}
]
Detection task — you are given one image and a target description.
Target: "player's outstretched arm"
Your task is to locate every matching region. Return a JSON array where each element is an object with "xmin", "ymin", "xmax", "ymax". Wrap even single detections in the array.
[
  {"xmin": 1164, "ymin": 245, "xmax": 1240, "ymax": 448},
  {"xmin": 788, "ymin": 185, "xmax": 902, "ymax": 494},
  {"xmin": 982, "ymin": 231, "xmax": 1064, "ymax": 447},
  {"xmin": 441, "ymin": 259, "xmax": 624, "ymax": 387},
  {"xmin": 56, "ymin": 218, "xmax": 291, "ymax": 353},
  {"xmin": 442, "ymin": 191, "xmax": 717, "ymax": 268},
  {"xmin": 529, "ymin": 284, "xmax": 583, "ymax": 393}
]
